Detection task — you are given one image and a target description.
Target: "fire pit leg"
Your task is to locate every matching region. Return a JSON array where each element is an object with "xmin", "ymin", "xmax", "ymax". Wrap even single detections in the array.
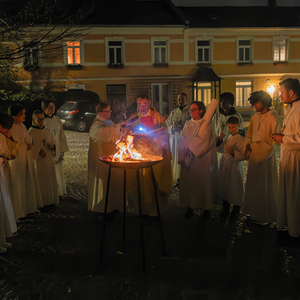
[
  {"xmin": 104, "ymin": 165, "xmax": 112, "ymax": 215},
  {"xmin": 123, "ymin": 169, "xmax": 127, "ymax": 240},
  {"xmin": 137, "ymin": 168, "xmax": 146, "ymax": 273},
  {"xmin": 151, "ymin": 166, "xmax": 161, "ymax": 217}
]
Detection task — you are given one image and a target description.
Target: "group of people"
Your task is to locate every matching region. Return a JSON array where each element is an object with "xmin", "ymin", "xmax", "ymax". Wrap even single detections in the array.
[
  {"xmin": 0, "ymin": 100, "xmax": 68, "ymax": 254},
  {"xmin": 88, "ymin": 78, "xmax": 300, "ymax": 241},
  {"xmin": 1, "ymin": 76, "xmax": 299, "ymax": 255}
]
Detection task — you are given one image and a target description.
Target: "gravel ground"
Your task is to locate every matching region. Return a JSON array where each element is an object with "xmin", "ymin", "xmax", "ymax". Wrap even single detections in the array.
[
  {"xmin": 63, "ymin": 130, "xmax": 89, "ymax": 201},
  {"xmin": 0, "ymin": 130, "xmax": 298, "ymax": 300}
]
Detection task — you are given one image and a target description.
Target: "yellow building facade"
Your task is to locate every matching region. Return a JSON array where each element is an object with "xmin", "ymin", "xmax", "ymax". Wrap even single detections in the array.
[{"xmin": 19, "ymin": 25, "xmax": 300, "ymax": 120}]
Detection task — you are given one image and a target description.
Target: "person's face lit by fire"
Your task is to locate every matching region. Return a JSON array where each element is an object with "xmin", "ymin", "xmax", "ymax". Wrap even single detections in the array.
[
  {"xmin": 189, "ymin": 103, "xmax": 203, "ymax": 120},
  {"xmin": 137, "ymin": 98, "xmax": 151, "ymax": 116},
  {"xmin": 280, "ymin": 85, "xmax": 294, "ymax": 104},
  {"xmin": 177, "ymin": 94, "xmax": 186, "ymax": 108},
  {"xmin": 98, "ymin": 106, "xmax": 112, "ymax": 120},
  {"xmin": 45, "ymin": 102, "xmax": 55, "ymax": 117},
  {"xmin": 12, "ymin": 109, "xmax": 26, "ymax": 123}
]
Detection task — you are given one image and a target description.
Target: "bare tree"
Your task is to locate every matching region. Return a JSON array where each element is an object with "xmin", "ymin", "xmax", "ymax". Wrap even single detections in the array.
[{"xmin": 0, "ymin": 0, "xmax": 93, "ymax": 82}]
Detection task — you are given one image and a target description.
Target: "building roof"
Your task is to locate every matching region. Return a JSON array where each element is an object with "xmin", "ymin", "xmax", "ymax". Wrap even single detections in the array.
[{"xmin": 179, "ymin": 6, "xmax": 300, "ymax": 28}]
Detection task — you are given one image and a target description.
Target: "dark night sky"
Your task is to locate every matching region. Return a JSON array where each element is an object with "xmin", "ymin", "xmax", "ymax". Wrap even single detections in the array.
[{"xmin": 172, "ymin": 0, "xmax": 299, "ymax": 6}]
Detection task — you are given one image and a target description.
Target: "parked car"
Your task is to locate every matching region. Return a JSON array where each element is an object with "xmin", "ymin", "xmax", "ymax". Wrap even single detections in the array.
[{"xmin": 57, "ymin": 100, "xmax": 99, "ymax": 132}]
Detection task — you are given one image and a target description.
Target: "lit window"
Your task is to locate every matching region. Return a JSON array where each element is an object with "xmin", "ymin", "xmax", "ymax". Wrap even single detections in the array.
[
  {"xmin": 23, "ymin": 42, "xmax": 39, "ymax": 68},
  {"xmin": 236, "ymin": 81, "xmax": 252, "ymax": 107},
  {"xmin": 153, "ymin": 40, "xmax": 167, "ymax": 64},
  {"xmin": 108, "ymin": 41, "xmax": 123, "ymax": 65},
  {"xmin": 274, "ymin": 38, "xmax": 287, "ymax": 62},
  {"xmin": 67, "ymin": 41, "xmax": 81, "ymax": 65},
  {"xmin": 196, "ymin": 40, "xmax": 210, "ymax": 63},
  {"xmin": 193, "ymin": 82, "xmax": 212, "ymax": 107},
  {"xmin": 238, "ymin": 40, "xmax": 251, "ymax": 63}
]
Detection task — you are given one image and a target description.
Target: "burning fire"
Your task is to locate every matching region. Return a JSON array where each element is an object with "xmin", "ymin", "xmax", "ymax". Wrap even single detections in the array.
[{"xmin": 112, "ymin": 135, "xmax": 145, "ymax": 162}]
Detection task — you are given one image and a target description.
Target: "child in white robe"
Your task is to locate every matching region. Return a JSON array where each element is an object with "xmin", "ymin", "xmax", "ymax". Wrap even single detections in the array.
[
  {"xmin": 42, "ymin": 99, "xmax": 69, "ymax": 196},
  {"xmin": 0, "ymin": 112, "xmax": 18, "ymax": 254},
  {"xmin": 29, "ymin": 110, "xmax": 59, "ymax": 206},
  {"xmin": 8, "ymin": 104, "xmax": 43, "ymax": 220},
  {"xmin": 178, "ymin": 101, "xmax": 219, "ymax": 221},
  {"xmin": 217, "ymin": 116, "xmax": 246, "ymax": 223},
  {"xmin": 243, "ymin": 91, "xmax": 281, "ymax": 224}
]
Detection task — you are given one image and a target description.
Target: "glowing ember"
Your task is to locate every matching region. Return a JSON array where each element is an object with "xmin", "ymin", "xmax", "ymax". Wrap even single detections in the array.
[{"xmin": 112, "ymin": 135, "xmax": 145, "ymax": 162}]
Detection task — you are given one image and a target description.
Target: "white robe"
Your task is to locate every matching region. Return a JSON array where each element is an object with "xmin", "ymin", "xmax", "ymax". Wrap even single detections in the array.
[
  {"xmin": 44, "ymin": 115, "xmax": 69, "ymax": 195},
  {"xmin": 212, "ymin": 110, "xmax": 243, "ymax": 137},
  {"xmin": 88, "ymin": 116, "xmax": 124, "ymax": 213},
  {"xmin": 29, "ymin": 127, "xmax": 59, "ymax": 206},
  {"xmin": 0, "ymin": 139, "xmax": 17, "ymax": 244},
  {"xmin": 165, "ymin": 106, "xmax": 190, "ymax": 181},
  {"xmin": 243, "ymin": 109, "xmax": 281, "ymax": 223},
  {"xmin": 9, "ymin": 123, "xmax": 42, "ymax": 219},
  {"xmin": 178, "ymin": 119, "xmax": 219, "ymax": 210},
  {"xmin": 217, "ymin": 134, "xmax": 245, "ymax": 206},
  {"xmin": 277, "ymin": 101, "xmax": 300, "ymax": 237}
]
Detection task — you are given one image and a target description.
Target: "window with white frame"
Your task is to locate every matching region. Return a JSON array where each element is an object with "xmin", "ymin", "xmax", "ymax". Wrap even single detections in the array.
[
  {"xmin": 196, "ymin": 39, "xmax": 210, "ymax": 63},
  {"xmin": 274, "ymin": 38, "xmax": 287, "ymax": 62},
  {"xmin": 235, "ymin": 81, "xmax": 252, "ymax": 107},
  {"xmin": 23, "ymin": 42, "xmax": 39, "ymax": 68},
  {"xmin": 152, "ymin": 38, "xmax": 168, "ymax": 64},
  {"xmin": 67, "ymin": 41, "xmax": 81, "ymax": 65},
  {"xmin": 151, "ymin": 83, "xmax": 169, "ymax": 117},
  {"xmin": 193, "ymin": 82, "xmax": 212, "ymax": 107},
  {"xmin": 108, "ymin": 40, "xmax": 123, "ymax": 65},
  {"xmin": 237, "ymin": 39, "xmax": 251, "ymax": 63}
]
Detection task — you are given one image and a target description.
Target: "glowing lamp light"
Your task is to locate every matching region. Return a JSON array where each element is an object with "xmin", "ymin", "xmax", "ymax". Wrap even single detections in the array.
[{"xmin": 267, "ymin": 84, "xmax": 275, "ymax": 95}]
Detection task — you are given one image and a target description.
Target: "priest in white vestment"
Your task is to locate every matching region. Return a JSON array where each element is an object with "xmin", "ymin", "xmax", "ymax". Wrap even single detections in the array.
[
  {"xmin": 165, "ymin": 93, "xmax": 190, "ymax": 182},
  {"xmin": 272, "ymin": 78, "xmax": 300, "ymax": 238},
  {"xmin": 29, "ymin": 110, "xmax": 59, "ymax": 207},
  {"xmin": 243, "ymin": 91, "xmax": 281, "ymax": 224},
  {"xmin": 178, "ymin": 101, "xmax": 219, "ymax": 219},
  {"xmin": 8, "ymin": 104, "xmax": 43, "ymax": 220},
  {"xmin": 88, "ymin": 103, "xmax": 127, "ymax": 213},
  {"xmin": 42, "ymin": 100, "xmax": 69, "ymax": 196}
]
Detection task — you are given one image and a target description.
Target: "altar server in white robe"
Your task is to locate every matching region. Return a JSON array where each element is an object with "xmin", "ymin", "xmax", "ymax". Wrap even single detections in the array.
[
  {"xmin": 0, "ymin": 113, "xmax": 17, "ymax": 253},
  {"xmin": 243, "ymin": 91, "xmax": 281, "ymax": 224},
  {"xmin": 88, "ymin": 102, "xmax": 127, "ymax": 213},
  {"xmin": 29, "ymin": 110, "xmax": 59, "ymax": 206},
  {"xmin": 165, "ymin": 93, "xmax": 190, "ymax": 182},
  {"xmin": 178, "ymin": 101, "xmax": 219, "ymax": 220},
  {"xmin": 8, "ymin": 104, "xmax": 42, "ymax": 220},
  {"xmin": 217, "ymin": 116, "xmax": 246, "ymax": 223},
  {"xmin": 272, "ymin": 78, "xmax": 300, "ymax": 238},
  {"xmin": 42, "ymin": 100, "xmax": 69, "ymax": 196}
]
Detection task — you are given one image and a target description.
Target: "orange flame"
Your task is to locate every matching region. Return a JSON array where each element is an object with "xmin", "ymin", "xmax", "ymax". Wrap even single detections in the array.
[{"xmin": 113, "ymin": 135, "xmax": 145, "ymax": 162}]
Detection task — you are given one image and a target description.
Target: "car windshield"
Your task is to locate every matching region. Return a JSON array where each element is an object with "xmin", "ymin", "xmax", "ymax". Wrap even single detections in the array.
[{"xmin": 60, "ymin": 102, "xmax": 78, "ymax": 110}]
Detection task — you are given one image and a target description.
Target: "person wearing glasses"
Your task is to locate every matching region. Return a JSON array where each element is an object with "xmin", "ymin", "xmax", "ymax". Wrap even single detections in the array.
[
  {"xmin": 88, "ymin": 102, "xmax": 129, "ymax": 215},
  {"xmin": 178, "ymin": 101, "xmax": 218, "ymax": 222}
]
